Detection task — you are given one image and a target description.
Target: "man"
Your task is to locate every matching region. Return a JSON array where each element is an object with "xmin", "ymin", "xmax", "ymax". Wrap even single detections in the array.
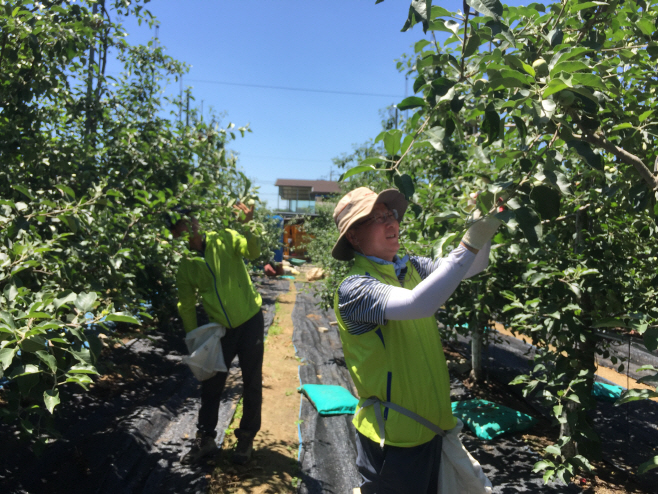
[{"xmin": 168, "ymin": 203, "xmax": 263, "ymax": 465}]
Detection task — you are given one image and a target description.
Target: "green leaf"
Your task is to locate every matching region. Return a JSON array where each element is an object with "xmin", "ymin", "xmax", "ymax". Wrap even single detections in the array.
[
  {"xmin": 75, "ymin": 292, "xmax": 97, "ymax": 313},
  {"xmin": 616, "ymin": 388, "xmax": 658, "ymax": 405},
  {"xmin": 566, "ymin": 393, "xmax": 581, "ymax": 404},
  {"xmin": 68, "ymin": 364, "xmax": 99, "ymax": 374},
  {"xmin": 610, "ymin": 122, "xmax": 633, "ymax": 131},
  {"xmin": 464, "ymin": 33, "xmax": 481, "ymax": 58},
  {"xmin": 571, "ymin": 73, "xmax": 608, "ymax": 92},
  {"xmin": 424, "ymin": 127, "xmax": 446, "ymax": 151},
  {"xmin": 12, "ymin": 364, "xmax": 41, "ymax": 377},
  {"xmin": 393, "ymin": 174, "xmax": 415, "ymax": 201},
  {"xmin": 543, "ymin": 79, "xmax": 570, "ymax": 98},
  {"xmin": 54, "ymin": 291, "xmax": 77, "ymax": 310},
  {"xmin": 427, "ymin": 212, "xmax": 461, "ymax": 225},
  {"xmin": 512, "ymin": 116, "xmax": 526, "ymax": 140},
  {"xmin": 0, "ymin": 347, "xmax": 18, "ymax": 370},
  {"xmin": 466, "ymin": 0, "xmax": 503, "ymax": 20},
  {"xmin": 592, "ymin": 318, "xmax": 627, "ymax": 328},
  {"xmin": 382, "ymin": 129, "xmax": 403, "ymax": 156},
  {"xmin": 105, "ymin": 313, "xmax": 141, "ymax": 325},
  {"xmin": 55, "ymin": 184, "xmax": 76, "ymax": 199},
  {"xmin": 550, "ymin": 61, "xmax": 589, "ymax": 76},
  {"xmin": 567, "ymin": 141, "xmax": 603, "ymax": 170},
  {"xmin": 545, "ymin": 445, "xmax": 561, "ymax": 456},
  {"xmin": 533, "ymin": 459, "xmax": 554, "ymax": 472},
  {"xmin": 514, "ymin": 207, "xmax": 542, "ymax": 247},
  {"xmin": 430, "ymin": 77, "xmax": 456, "ymax": 96},
  {"xmin": 432, "ymin": 232, "xmax": 460, "ymax": 259},
  {"xmin": 637, "ymin": 18, "xmax": 654, "ymax": 37},
  {"xmin": 643, "ymin": 327, "xmax": 658, "ymax": 352},
  {"xmin": 482, "ymin": 105, "xmax": 500, "ymax": 146},
  {"xmin": 12, "ymin": 185, "xmax": 35, "ymax": 201},
  {"xmin": 44, "ymin": 389, "xmax": 60, "ymax": 414},
  {"xmin": 359, "ymin": 157, "xmax": 387, "ymax": 166},
  {"xmin": 340, "ymin": 165, "xmax": 377, "ymax": 181},
  {"xmin": 638, "ymin": 456, "xmax": 658, "ymax": 475},
  {"xmin": 530, "ymin": 186, "xmax": 561, "ymax": 220},
  {"xmin": 638, "ymin": 110, "xmax": 652, "ymax": 123},
  {"xmin": 65, "ymin": 374, "xmax": 93, "ymax": 389},
  {"xmin": 402, "ymin": 0, "xmax": 432, "ymax": 33},
  {"xmin": 414, "ymin": 39, "xmax": 431, "ymax": 53},
  {"xmin": 397, "ymin": 96, "xmax": 427, "ymax": 111},
  {"xmin": 36, "ymin": 350, "xmax": 57, "ymax": 373}
]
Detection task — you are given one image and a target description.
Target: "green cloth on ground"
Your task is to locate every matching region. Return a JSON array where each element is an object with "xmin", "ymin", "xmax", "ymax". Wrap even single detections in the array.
[
  {"xmin": 592, "ymin": 381, "xmax": 623, "ymax": 402},
  {"xmin": 280, "ymin": 275, "xmax": 296, "ymax": 279},
  {"xmin": 299, "ymin": 384, "xmax": 358, "ymax": 416},
  {"xmin": 451, "ymin": 399, "xmax": 537, "ymax": 441}
]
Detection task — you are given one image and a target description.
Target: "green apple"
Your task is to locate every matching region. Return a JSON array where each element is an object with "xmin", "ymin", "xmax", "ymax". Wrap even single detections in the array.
[{"xmin": 532, "ymin": 58, "xmax": 549, "ymax": 77}]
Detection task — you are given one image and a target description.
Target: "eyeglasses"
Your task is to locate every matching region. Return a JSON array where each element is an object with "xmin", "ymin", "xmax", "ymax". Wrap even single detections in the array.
[{"xmin": 357, "ymin": 209, "xmax": 399, "ymax": 227}]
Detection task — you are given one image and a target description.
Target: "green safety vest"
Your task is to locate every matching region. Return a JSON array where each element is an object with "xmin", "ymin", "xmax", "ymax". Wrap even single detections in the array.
[
  {"xmin": 177, "ymin": 229, "xmax": 262, "ymax": 332},
  {"xmin": 334, "ymin": 255, "xmax": 457, "ymax": 447}
]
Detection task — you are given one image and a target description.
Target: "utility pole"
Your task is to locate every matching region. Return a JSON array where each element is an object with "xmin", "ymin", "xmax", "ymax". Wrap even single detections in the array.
[
  {"xmin": 179, "ymin": 76, "xmax": 183, "ymax": 122},
  {"xmin": 186, "ymin": 92, "xmax": 190, "ymax": 127}
]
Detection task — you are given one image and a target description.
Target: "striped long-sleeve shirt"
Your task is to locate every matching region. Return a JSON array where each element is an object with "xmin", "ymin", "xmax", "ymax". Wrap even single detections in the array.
[{"xmin": 337, "ymin": 244, "xmax": 489, "ymax": 335}]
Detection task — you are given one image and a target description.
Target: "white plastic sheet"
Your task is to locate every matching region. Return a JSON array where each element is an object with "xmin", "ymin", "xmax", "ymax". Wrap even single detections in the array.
[
  {"xmin": 182, "ymin": 323, "xmax": 227, "ymax": 381},
  {"xmin": 439, "ymin": 419, "xmax": 493, "ymax": 493}
]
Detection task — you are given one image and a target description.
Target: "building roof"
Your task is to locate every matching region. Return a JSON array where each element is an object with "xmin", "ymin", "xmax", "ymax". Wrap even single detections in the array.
[{"xmin": 274, "ymin": 179, "xmax": 341, "ymax": 200}]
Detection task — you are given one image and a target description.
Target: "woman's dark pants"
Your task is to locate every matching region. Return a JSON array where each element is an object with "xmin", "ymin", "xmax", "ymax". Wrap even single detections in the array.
[
  {"xmin": 356, "ymin": 430, "xmax": 443, "ymax": 494},
  {"xmin": 197, "ymin": 310, "xmax": 264, "ymax": 441}
]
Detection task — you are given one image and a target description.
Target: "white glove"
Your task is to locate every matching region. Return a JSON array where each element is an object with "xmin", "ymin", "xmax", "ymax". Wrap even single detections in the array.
[{"xmin": 462, "ymin": 215, "xmax": 502, "ymax": 251}]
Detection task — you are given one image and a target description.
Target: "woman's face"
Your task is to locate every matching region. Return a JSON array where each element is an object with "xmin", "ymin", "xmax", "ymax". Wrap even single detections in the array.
[{"xmin": 348, "ymin": 203, "xmax": 400, "ymax": 261}]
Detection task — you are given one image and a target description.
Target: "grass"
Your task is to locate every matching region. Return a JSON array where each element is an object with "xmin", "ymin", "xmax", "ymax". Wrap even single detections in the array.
[
  {"xmin": 267, "ymin": 301, "xmax": 283, "ymax": 337},
  {"xmin": 223, "ymin": 398, "xmax": 244, "ymax": 441}
]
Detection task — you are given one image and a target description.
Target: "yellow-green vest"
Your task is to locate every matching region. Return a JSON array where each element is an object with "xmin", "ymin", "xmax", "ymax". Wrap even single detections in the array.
[{"xmin": 334, "ymin": 255, "xmax": 457, "ymax": 447}]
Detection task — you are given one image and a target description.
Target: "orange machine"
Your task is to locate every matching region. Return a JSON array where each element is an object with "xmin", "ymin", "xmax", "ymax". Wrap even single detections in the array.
[{"xmin": 283, "ymin": 223, "xmax": 313, "ymax": 259}]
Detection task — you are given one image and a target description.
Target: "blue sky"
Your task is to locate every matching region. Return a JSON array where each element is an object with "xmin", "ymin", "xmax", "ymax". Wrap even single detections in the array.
[{"xmin": 112, "ymin": 1, "xmax": 525, "ymax": 207}]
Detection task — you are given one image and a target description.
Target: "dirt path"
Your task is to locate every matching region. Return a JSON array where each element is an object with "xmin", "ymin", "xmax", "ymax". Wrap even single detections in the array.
[{"xmin": 210, "ymin": 281, "xmax": 301, "ymax": 494}]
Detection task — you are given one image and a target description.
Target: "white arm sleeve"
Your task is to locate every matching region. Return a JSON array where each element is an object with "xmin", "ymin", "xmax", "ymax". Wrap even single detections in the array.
[
  {"xmin": 384, "ymin": 244, "xmax": 479, "ymax": 321},
  {"xmin": 464, "ymin": 240, "xmax": 490, "ymax": 279}
]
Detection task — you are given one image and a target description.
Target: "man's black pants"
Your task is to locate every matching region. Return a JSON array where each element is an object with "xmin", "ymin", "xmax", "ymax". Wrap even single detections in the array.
[
  {"xmin": 356, "ymin": 430, "xmax": 443, "ymax": 494},
  {"xmin": 197, "ymin": 309, "xmax": 264, "ymax": 441}
]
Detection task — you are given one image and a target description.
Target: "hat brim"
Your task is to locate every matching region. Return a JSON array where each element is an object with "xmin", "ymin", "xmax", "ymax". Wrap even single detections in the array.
[{"xmin": 331, "ymin": 189, "xmax": 408, "ymax": 261}]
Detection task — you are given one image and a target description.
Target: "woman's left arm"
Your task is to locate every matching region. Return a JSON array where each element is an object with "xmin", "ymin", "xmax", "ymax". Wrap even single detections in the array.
[{"xmin": 385, "ymin": 244, "xmax": 477, "ymax": 321}]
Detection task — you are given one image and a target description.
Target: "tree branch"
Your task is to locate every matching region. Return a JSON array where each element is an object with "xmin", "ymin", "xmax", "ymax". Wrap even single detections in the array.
[{"xmin": 573, "ymin": 130, "xmax": 658, "ymax": 190}]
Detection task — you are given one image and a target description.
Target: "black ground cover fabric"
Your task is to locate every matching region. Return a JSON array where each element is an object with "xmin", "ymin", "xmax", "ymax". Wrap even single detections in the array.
[
  {"xmin": 454, "ymin": 331, "xmax": 658, "ymax": 492},
  {"xmin": 0, "ymin": 277, "xmax": 289, "ymax": 494},
  {"xmin": 292, "ymin": 285, "xmax": 578, "ymax": 493}
]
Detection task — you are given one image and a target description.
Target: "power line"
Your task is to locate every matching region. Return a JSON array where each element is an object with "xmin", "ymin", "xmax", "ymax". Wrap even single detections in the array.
[
  {"xmin": 241, "ymin": 154, "xmax": 329, "ymax": 163},
  {"xmin": 186, "ymin": 78, "xmax": 403, "ymax": 98}
]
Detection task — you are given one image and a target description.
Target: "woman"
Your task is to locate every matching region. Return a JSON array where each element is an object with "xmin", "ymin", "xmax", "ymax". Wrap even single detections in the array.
[{"xmin": 332, "ymin": 187, "xmax": 500, "ymax": 493}]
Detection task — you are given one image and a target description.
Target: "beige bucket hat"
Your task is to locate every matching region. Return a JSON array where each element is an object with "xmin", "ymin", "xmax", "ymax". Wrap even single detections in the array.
[{"xmin": 332, "ymin": 187, "xmax": 408, "ymax": 261}]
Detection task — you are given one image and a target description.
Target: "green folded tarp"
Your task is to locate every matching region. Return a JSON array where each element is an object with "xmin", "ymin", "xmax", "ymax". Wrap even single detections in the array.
[
  {"xmin": 299, "ymin": 384, "xmax": 358, "ymax": 416},
  {"xmin": 451, "ymin": 399, "xmax": 537, "ymax": 440},
  {"xmin": 592, "ymin": 381, "xmax": 623, "ymax": 402}
]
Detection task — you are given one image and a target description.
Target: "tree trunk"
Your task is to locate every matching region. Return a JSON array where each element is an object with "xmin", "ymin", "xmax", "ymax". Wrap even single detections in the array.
[
  {"xmin": 470, "ymin": 284, "xmax": 485, "ymax": 382},
  {"xmin": 470, "ymin": 319, "xmax": 484, "ymax": 382},
  {"xmin": 560, "ymin": 207, "xmax": 598, "ymax": 458}
]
